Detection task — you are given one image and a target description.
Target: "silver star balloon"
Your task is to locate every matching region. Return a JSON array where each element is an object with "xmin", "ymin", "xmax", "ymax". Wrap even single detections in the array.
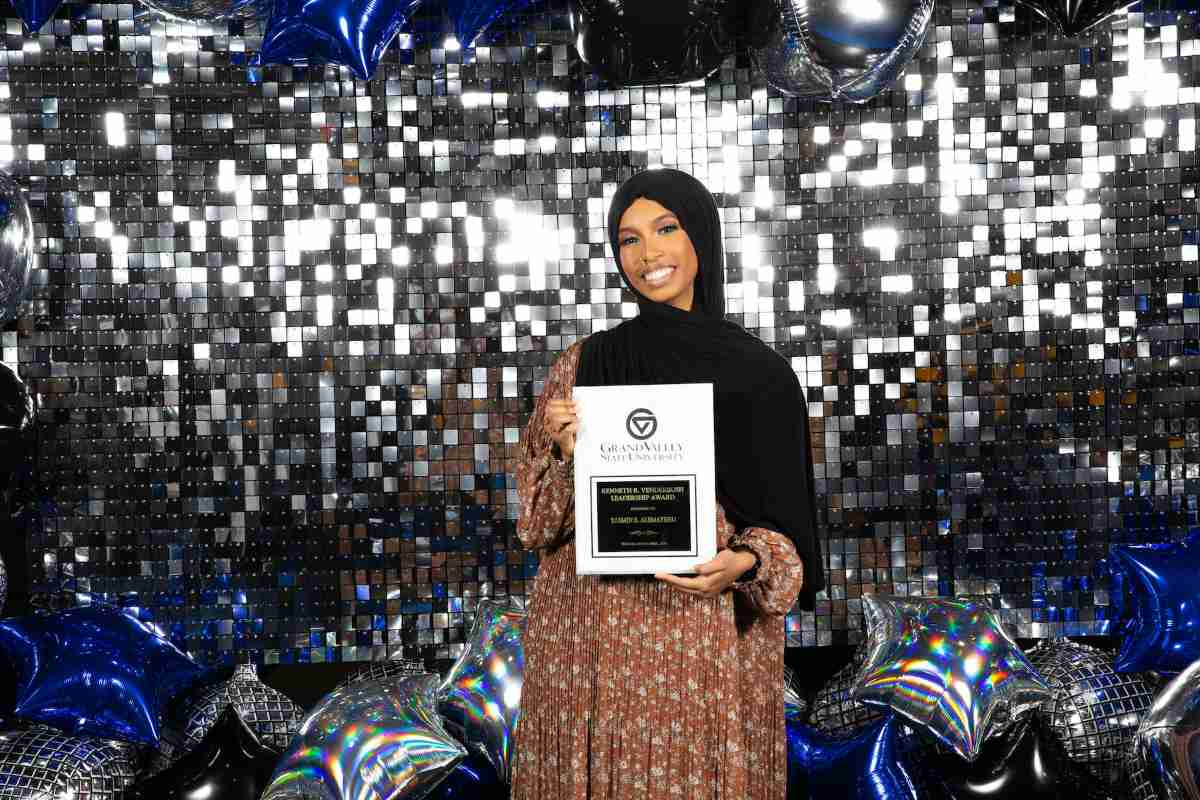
[
  {"xmin": 262, "ymin": 673, "xmax": 467, "ymax": 800},
  {"xmin": 852, "ymin": 595, "xmax": 1051, "ymax": 761},
  {"xmin": 1026, "ymin": 637, "xmax": 1158, "ymax": 789},
  {"xmin": 438, "ymin": 598, "xmax": 526, "ymax": 785},
  {"xmin": 0, "ymin": 723, "xmax": 141, "ymax": 800},
  {"xmin": 1128, "ymin": 658, "xmax": 1200, "ymax": 800}
]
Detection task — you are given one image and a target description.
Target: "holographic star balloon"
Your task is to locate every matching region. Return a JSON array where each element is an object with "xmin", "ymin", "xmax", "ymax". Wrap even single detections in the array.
[
  {"xmin": 787, "ymin": 716, "xmax": 920, "ymax": 800},
  {"xmin": 1026, "ymin": 637, "xmax": 1158, "ymax": 789},
  {"xmin": 438, "ymin": 598, "xmax": 526, "ymax": 785},
  {"xmin": 261, "ymin": 673, "xmax": 466, "ymax": 800},
  {"xmin": 1110, "ymin": 537, "xmax": 1200, "ymax": 674},
  {"xmin": 1128, "ymin": 657, "xmax": 1200, "ymax": 800},
  {"xmin": 0, "ymin": 604, "xmax": 203, "ymax": 745},
  {"xmin": 851, "ymin": 596, "xmax": 1051, "ymax": 762},
  {"xmin": 257, "ymin": 0, "xmax": 425, "ymax": 81}
]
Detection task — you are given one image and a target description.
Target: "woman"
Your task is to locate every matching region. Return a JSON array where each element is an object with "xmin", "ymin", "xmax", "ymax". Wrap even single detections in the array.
[{"xmin": 511, "ymin": 168, "xmax": 824, "ymax": 799}]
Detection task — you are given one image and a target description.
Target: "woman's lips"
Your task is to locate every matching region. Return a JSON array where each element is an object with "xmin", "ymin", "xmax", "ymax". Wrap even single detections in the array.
[{"xmin": 642, "ymin": 265, "xmax": 675, "ymax": 286}]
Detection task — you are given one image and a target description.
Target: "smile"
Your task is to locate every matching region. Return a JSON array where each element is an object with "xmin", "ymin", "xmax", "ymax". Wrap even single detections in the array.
[{"xmin": 642, "ymin": 266, "xmax": 675, "ymax": 286}]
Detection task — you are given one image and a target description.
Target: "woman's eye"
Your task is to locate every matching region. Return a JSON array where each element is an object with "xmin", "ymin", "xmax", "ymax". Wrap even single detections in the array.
[
  {"xmin": 659, "ymin": 224, "xmax": 678, "ymax": 234},
  {"xmin": 620, "ymin": 236, "xmax": 638, "ymax": 246}
]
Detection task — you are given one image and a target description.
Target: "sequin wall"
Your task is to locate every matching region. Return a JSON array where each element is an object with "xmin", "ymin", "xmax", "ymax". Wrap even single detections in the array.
[{"xmin": 1, "ymin": 0, "xmax": 1196, "ymax": 667}]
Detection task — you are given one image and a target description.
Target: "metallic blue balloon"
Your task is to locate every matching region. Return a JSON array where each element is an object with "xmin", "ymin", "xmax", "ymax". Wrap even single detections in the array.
[
  {"xmin": 8, "ymin": 0, "xmax": 63, "ymax": 32},
  {"xmin": 257, "ymin": 0, "xmax": 425, "ymax": 81},
  {"xmin": 787, "ymin": 716, "xmax": 919, "ymax": 800},
  {"xmin": 0, "ymin": 604, "xmax": 203, "ymax": 745},
  {"xmin": 444, "ymin": 0, "xmax": 535, "ymax": 46},
  {"xmin": 1111, "ymin": 536, "xmax": 1200, "ymax": 673}
]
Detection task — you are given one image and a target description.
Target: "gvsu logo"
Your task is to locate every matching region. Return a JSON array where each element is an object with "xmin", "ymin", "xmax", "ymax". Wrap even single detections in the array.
[{"xmin": 625, "ymin": 408, "xmax": 657, "ymax": 440}]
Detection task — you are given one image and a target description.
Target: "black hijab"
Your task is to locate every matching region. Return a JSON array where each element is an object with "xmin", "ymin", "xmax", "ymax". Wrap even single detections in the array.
[{"xmin": 575, "ymin": 168, "xmax": 824, "ymax": 611}]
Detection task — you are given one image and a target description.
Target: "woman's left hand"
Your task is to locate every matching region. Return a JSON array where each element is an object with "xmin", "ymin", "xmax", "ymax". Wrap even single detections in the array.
[{"xmin": 655, "ymin": 548, "xmax": 757, "ymax": 598}]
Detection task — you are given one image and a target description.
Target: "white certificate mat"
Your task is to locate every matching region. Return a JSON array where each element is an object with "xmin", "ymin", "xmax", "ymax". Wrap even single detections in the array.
[{"xmin": 571, "ymin": 383, "xmax": 717, "ymax": 575}]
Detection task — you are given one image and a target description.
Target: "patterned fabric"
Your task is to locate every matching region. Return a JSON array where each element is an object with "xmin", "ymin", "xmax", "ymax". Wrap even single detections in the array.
[{"xmin": 511, "ymin": 339, "xmax": 806, "ymax": 800}]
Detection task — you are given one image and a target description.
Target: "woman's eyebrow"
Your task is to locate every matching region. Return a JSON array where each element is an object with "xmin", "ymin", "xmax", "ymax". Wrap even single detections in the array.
[{"xmin": 618, "ymin": 214, "xmax": 678, "ymax": 235}]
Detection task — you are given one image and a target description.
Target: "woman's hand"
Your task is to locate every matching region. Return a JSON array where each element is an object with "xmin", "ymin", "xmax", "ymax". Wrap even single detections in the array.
[
  {"xmin": 545, "ymin": 397, "xmax": 579, "ymax": 460},
  {"xmin": 655, "ymin": 548, "xmax": 757, "ymax": 598}
]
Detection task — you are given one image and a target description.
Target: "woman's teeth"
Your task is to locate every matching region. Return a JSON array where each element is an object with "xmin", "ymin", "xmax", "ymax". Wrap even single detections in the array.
[{"xmin": 643, "ymin": 266, "xmax": 674, "ymax": 285}]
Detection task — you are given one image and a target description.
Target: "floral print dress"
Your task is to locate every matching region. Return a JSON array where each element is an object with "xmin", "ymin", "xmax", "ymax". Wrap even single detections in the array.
[{"xmin": 510, "ymin": 339, "xmax": 806, "ymax": 800}]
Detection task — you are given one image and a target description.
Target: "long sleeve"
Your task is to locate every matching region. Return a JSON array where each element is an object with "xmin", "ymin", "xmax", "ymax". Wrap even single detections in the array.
[
  {"xmin": 515, "ymin": 342, "xmax": 584, "ymax": 552},
  {"xmin": 728, "ymin": 525, "xmax": 805, "ymax": 618}
]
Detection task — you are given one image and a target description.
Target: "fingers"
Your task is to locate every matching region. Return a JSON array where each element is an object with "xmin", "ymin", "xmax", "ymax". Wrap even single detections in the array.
[{"xmin": 655, "ymin": 572, "xmax": 721, "ymax": 596}]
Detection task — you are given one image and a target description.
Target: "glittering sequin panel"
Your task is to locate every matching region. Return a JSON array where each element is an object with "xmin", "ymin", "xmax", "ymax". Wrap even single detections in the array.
[{"xmin": 0, "ymin": 0, "xmax": 1193, "ymax": 665}]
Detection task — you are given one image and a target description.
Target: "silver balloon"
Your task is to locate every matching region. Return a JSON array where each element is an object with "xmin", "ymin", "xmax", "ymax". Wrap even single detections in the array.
[
  {"xmin": 1128, "ymin": 658, "xmax": 1200, "ymax": 800},
  {"xmin": 438, "ymin": 598, "xmax": 526, "ymax": 784},
  {"xmin": 261, "ymin": 673, "xmax": 466, "ymax": 800},
  {"xmin": 752, "ymin": 0, "xmax": 935, "ymax": 102},
  {"xmin": 809, "ymin": 646, "xmax": 888, "ymax": 737},
  {"xmin": 134, "ymin": 0, "xmax": 270, "ymax": 24},
  {"xmin": 179, "ymin": 663, "xmax": 304, "ymax": 751},
  {"xmin": 336, "ymin": 657, "xmax": 427, "ymax": 691},
  {"xmin": 852, "ymin": 595, "xmax": 1051, "ymax": 762},
  {"xmin": 0, "ymin": 724, "xmax": 140, "ymax": 800},
  {"xmin": 784, "ymin": 666, "xmax": 810, "ymax": 720},
  {"xmin": 1026, "ymin": 637, "xmax": 1158, "ymax": 789},
  {"xmin": 0, "ymin": 173, "xmax": 33, "ymax": 326}
]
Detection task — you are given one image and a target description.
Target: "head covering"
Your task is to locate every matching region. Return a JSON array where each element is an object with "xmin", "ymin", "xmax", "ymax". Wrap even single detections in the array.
[{"xmin": 576, "ymin": 168, "xmax": 824, "ymax": 610}]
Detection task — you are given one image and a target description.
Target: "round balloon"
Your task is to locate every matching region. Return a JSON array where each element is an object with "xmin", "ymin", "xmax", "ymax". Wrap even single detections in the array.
[
  {"xmin": 134, "ymin": 0, "xmax": 271, "ymax": 23},
  {"xmin": 568, "ymin": 0, "xmax": 738, "ymax": 86},
  {"xmin": 336, "ymin": 657, "xmax": 427, "ymax": 691},
  {"xmin": 1128, "ymin": 657, "xmax": 1200, "ymax": 800},
  {"xmin": 809, "ymin": 647, "xmax": 888, "ymax": 737},
  {"xmin": 749, "ymin": 0, "xmax": 935, "ymax": 102},
  {"xmin": 0, "ymin": 724, "xmax": 140, "ymax": 800},
  {"xmin": 1026, "ymin": 637, "xmax": 1158, "ymax": 790},
  {"xmin": 0, "ymin": 174, "xmax": 33, "ymax": 327}
]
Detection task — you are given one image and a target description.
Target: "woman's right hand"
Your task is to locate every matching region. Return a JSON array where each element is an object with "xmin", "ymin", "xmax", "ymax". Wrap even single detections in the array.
[{"xmin": 546, "ymin": 397, "xmax": 579, "ymax": 460}]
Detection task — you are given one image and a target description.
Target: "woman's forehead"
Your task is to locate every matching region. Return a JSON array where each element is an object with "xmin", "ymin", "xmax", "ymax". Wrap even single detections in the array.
[{"xmin": 618, "ymin": 196, "xmax": 676, "ymax": 227}]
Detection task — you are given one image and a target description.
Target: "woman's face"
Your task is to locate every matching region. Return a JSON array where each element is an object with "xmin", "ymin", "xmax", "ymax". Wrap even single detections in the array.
[{"xmin": 616, "ymin": 197, "xmax": 700, "ymax": 312}]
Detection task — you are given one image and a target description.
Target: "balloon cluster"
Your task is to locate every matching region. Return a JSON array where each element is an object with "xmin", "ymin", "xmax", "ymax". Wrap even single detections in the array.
[{"xmin": 0, "ymin": 599, "xmax": 524, "ymax": 800}]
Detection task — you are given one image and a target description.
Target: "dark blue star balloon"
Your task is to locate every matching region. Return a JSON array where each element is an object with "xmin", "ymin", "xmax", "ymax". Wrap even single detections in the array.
[
  {"xmin": 1111, "ymin": 535, "xmax": 1200, "ymax": 673},
  {"xmin": 0, "ymin": 604, "xmax": 202, "ymax": 745},
  {"xmin": 257, "ymin": 0, "xmax": 425, "ymax": 80},
  {"xmin": 787, "ymin": 716, "xmax": 919, "ymax": 800},
  {"xmin": 444, "ymin": 0, "xmax": 534, "ymax": 47},
  {"xmin": 10, "ymin": 0, "xmax": 64, "ymax": 33}
]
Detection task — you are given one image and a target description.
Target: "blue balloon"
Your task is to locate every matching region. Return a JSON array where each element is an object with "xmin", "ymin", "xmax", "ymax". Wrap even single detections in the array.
[
  {"xmin": 444, "ymin": 0, "xmax": 534, "ymax": 47},
  {"xmin": 257, "ymin": 0, "xmax": 425, "ymax": 80},
  {"xmin": 786, "ymin": 716, "xmax": 920, "ymax": 800},
  {"xmin": 0, "ymin": 604, "xmax": 202, "ymax": 745},
  {"xmin": 9, "ymin": 0, "xmax": 63, "ymax": 32},
  {"xmin": 1111, "ymin": 535, "xmax": 1200, "ymax": 673}
]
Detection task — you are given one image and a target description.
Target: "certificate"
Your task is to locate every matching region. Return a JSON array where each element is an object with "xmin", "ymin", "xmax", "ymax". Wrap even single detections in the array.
[{"xmin": 571, "ymin": 383, "xmax": 717, "ymax": 575}]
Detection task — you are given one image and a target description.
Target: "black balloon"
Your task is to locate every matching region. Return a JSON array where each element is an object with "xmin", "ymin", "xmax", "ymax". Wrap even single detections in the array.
[
  {"xmin": 568, "ymin": 0, "xmax": 737, "ymax": 86},
  {"xmin": 128, "ymin": 707, "xmax": 279, "ymax": 800},
  {"xmin": 905, "ymin": 718, "xmax": 1112, "ymax": 800},
  {"xmin": 428, "ymin": 752, "xmax": 508, "ymax": 799},
  {"xmin": 1013, "ymin": 0, "xmax": 1136, "ymax": 36}
]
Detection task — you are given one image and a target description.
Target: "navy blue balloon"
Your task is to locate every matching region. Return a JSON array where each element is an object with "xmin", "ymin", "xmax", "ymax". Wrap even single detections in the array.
[
  {"xmin": 1111, "ymin": 536, "xmax": 1200, "ymax": 673},
  {"xmin": 9, "ymin": 0, "xmax": 63, "ymax": 32},
  {"xmin": 444, "ymin": 0, "xmax": 535, "ymax": 46},
  {"xmin": 787, "ymin": 716, "xmax": 919, "ymax": 800},
  {"xmin": 0, "ymin": 604, "xmax": 202, "ymax": 745},
  {"xmin": 258, "ymin": 0, "xmax": 425, "ymax": 80}
]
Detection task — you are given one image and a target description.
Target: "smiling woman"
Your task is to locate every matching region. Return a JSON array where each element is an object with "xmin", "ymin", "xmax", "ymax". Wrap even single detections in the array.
[{"xmin": 512, "ymin": 168, "xmax": 824, "ymax": 800}]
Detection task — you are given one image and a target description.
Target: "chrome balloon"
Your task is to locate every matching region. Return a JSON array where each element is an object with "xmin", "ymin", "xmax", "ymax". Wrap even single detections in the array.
[
  {"xmin": 852, "ymin": 595, "xmax": 1051, "ymax": 762},
  {"xmin": 134, "ymin": 0, "xmax": 271, "ymax": 24},
  {"xmin": 0, "ymin": 724, "xmax": 140, "ymax": 800},
  {"xmin": 1128, "ymin": 658, "xmax": 1200, "ymax": 800},
  {"xmin": 438, "ymin": 598, "xmax": 526, "ymax": 785},
  {"xmin": 0, "ymin": 173, "xmax": 33, "ymax": 326},
  {"xmin": 337, "ymin": 657, "xmax": 428, "ymax": 691},
  {"xmin": 1026, "ymin": 637, "xmax": 1158, "ymax": 789},
  {"xmin": 180, "ymin": 663, "xmax": 304, "ymax": 752},
  {"xmin": 809, "ymin": 647, "xmax": 888, "ymax": 737},
  {"xmin": 262, "ymin": 673, "xmax": 467, "ymax": 800},
  {"xmin": 750, "ymin": 0, "xmax": 935, "ymax": 102}
]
